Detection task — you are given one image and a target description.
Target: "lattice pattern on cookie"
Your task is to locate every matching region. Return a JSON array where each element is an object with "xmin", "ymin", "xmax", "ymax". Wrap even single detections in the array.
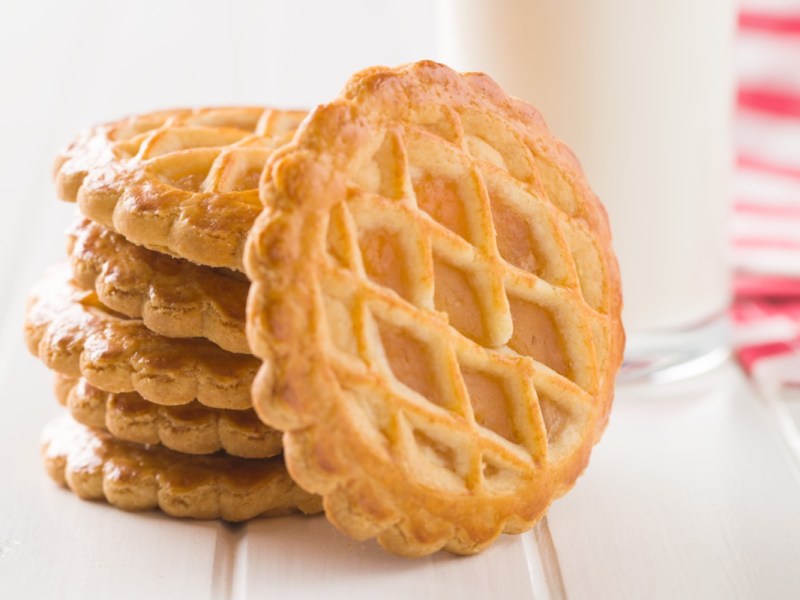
[
  {"xmin": 25, "ymin": 265, "xmax": 257, "ymax": 409},
  {"xmin": 41, "ymin": 416, "xmax": 320, "ymax": 521},
  {"xmin": 54, "ymin": 376, "xmax": 282, "ymax": 458},
  {"xmin": 68, "ymin": 218, "xmax": 249, "ymax": 353},
  {"xmin": 54, "ymin": 107, "xmax": 306, "ymax": 270},
  {"xmin": 246, "ymin": 62, "xmax": 624, "ymax": 556}
]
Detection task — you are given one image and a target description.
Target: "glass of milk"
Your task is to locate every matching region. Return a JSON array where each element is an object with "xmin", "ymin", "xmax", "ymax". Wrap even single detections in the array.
[{"xmin": 439, "ymin": 0, "xmax": 736, "ymax": 382}]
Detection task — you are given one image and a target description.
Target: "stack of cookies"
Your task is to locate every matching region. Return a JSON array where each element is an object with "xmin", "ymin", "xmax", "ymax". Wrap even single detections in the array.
[
  {"xmin": 26, "ymin": 62, "xmax": 625, "ymax": 557},
  {"xmin": 25, "ymin": 107, "xmax": 321, "ymax": 520}
]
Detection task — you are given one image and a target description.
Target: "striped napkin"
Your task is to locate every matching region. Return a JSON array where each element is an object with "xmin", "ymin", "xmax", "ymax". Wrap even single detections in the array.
[{"xmin": 732, "ymin": 2, "xmax": 800, "ymax": 386}]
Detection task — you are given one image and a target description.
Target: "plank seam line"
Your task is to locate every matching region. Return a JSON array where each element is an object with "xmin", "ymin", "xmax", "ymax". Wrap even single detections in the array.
[
  {"xmin": 752, "ymin": 375, "xmax": 800, "ymax": 481},
  {"xmin": 212, "ymin": 523, "xmax": 247, "ymax": 600},
  {"xmin": 531, "ymin": 517, "xmax": 568, "ymax": 600}
]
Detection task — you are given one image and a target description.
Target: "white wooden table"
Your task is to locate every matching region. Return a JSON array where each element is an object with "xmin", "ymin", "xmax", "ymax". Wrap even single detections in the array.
[
  {"xmin": 5, "ymin": 319, "xmax": 800, "ymax": 599},
  {"xmin": 3, "ymin": 1, "xmax": 800, "ymax": 597}
]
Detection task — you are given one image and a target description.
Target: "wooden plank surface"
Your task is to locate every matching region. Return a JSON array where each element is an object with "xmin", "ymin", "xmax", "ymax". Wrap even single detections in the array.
[
  {"xmin": 547, "ymin": 362, "xmax": 800, "ymax": 599},
  {"xmin": 237, "ymin": 518, "xmax": 545, "ymax": 600}
]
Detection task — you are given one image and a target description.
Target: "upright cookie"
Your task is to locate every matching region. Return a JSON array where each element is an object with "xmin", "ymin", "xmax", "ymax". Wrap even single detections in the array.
[
  {"xmin": 245, "ymin": 62, "xmax": 624, "ymax": 556},
  {"xmin": 54, "ymin": 107, "xmax": 306, "ymax": 270},
  {"xmin": 54, "ymin": 376, "xmax": 282, "ymax": 458},
  {"xmin": 42, "ymin": 415, "xmax": 320, "ymax": 521},
  {"xmin": 25, "ymin": 266, "xmax": 257, "ymax": 409},
  {"xmin": 68, "ymin": 218, "xmax": 249, "ymax": 353}
]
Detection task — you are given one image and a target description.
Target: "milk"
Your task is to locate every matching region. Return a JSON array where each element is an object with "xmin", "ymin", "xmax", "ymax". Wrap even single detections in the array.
[{"xmin": 439, "ymin": 0, "xmax": 736, "ymax": 336}]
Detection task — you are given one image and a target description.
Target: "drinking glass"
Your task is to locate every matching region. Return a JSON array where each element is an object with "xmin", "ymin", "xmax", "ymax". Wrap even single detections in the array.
[{"xmin": 439, "ymin": 0, "xmax": 737, "ymax": 382}]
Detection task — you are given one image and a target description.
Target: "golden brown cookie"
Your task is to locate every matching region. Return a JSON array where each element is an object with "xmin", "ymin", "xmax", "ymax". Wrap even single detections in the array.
[
  {"xmin": 25, "ymin": 266, "xmax": 257, "ymax": 409},
  {"xmin": 54, "ymin": 376, "xmax": 282, "ymax": 458},
  {"xmin": 68, "ymin": 218, "xmax": 249, "ymax": 353},
  {"xmin": 245, "ymin": 61, "xmax": 624, "ymax": 556},
  {"xmin": 42, "ymin": 415, "xmax": 320, "ymax": 521},
  {"xmin": 54, "ymin": 107, "xmax": 306, "ymax": 271}
]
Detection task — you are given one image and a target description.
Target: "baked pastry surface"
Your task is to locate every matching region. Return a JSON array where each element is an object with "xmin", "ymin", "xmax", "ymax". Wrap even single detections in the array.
[{"xmin": 245, "ymin": 61, "xmax": 624, "ymax": 556}]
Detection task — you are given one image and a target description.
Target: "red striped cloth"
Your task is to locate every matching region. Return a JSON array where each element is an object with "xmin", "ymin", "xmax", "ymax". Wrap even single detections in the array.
[{"xmin": 733, "ymin": 2, "xmax": 800, "ymax": 385}]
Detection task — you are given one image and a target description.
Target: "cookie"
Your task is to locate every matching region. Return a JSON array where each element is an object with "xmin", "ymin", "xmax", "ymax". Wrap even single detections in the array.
[
  {"xmin": 245, "ymin": 61, "xmax": 624, "ymax": 556},
  {"xmin": 54, "ymin": 376, "xmax": 282, "ymax": 458},
  {"xmin": 68, "ymin": 218, "xmax": 249, "ymax": 353},
  {"xmin": 54, "ymin": 107, "xmax": 306, "ymax": 270},
  {"xmin": 25, "ymin": 265, "xmax": 257, "ymax": 409},
  {"xmin": 41, "ymin": 415, "xmax": 320, "ymax": 521}
]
